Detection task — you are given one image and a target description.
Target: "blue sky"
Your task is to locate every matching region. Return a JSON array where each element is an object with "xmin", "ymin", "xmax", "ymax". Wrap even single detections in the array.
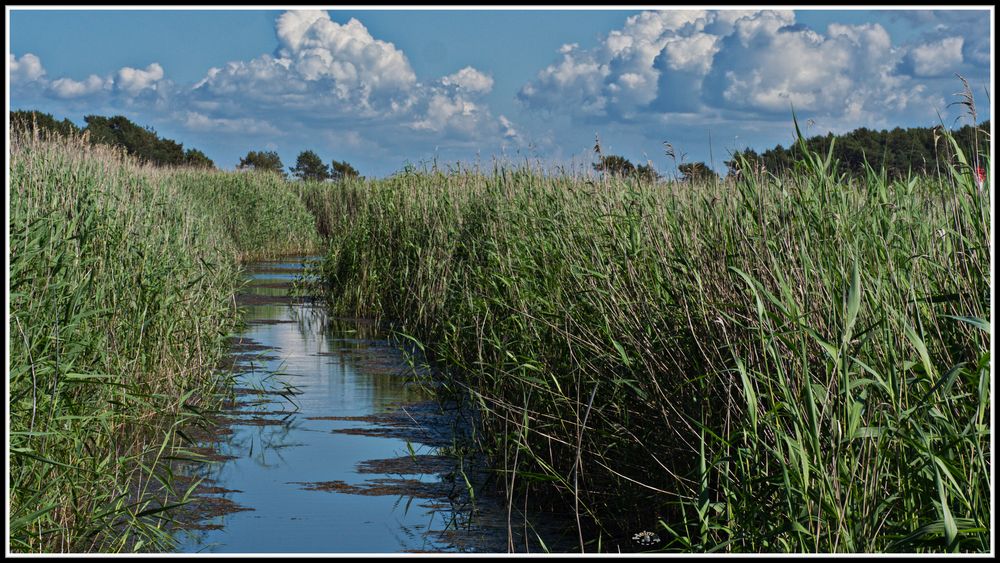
[{"xmin": 8, "ymin": 8, "xmax": 993, "ymax": 177}]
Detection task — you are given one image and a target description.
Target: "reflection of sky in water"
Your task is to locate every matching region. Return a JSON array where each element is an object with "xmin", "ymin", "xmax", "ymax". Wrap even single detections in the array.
[
  {"xmin": 174, "ymin": 258, "xmax": 466, "ymax": 554},
  {"xmin": 246, "ymin": 271, "xmax": 300, "ymax": 281}
]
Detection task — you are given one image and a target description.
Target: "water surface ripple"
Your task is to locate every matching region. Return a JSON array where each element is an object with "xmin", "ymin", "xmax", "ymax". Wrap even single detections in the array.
[{"xmin": 173, "ymin": 256, "xmax": 541, "ymax": 553}]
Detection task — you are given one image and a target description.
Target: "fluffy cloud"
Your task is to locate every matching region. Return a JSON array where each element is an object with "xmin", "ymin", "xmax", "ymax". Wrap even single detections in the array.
[
  {"xmin": 888, "ymin": 9, "xmax": 989, "ymax": 68},
  {"xmin": 116, "ymin": 63, "xmax": 165, "ymax": 96},
  {"xmin": 49, "ymin": 74, "xmax": 112, "ymax": 98},
  {"xmin": 517, "ymin": 43, "xmax": 610, "ymax": 115},
  {"xmin": 12, "ymin": 52, "xmax": 170, "ymax": 102},
  {"xmin": 191, "ymin": 55, "xmax": 308, "ymax": 111},
  {"xmin": 441, "ymin": 66, "xmax": 494, "ymax": 94},
  {"xmin": 606, "ymin": 12, "xmax": 720, "ymax": 112},
  {"xmin": 186, "ymin": 10, "xmax": 518, "ymax": 148},
  {"xmin": 10, "ymin": 53, "xmax": 46, "ymax": 83},
  {"xmin": 193, "ymin": 10, "xmax": 417, "ymax": 115},
  {"xmin": 728, "ymin": 10, "xmax": 795, "ymax": 46},
  {"xmin": 181, "ymin": 111, "xmax": 282, "ymax": 136},
  {"xmin": 907, "ymin": 37, "xmax": 964, "ymax": 77},
  {"xmin": 519, "ymin": 10, "xmax": 762, "ymax": 117},
  {"xmin": 710, "ymin": 20, "xmax": 904, "ymax": 114},
  {"xmin": 409, "ymin": 68, "xmax": 500, "ymax": 137},
  {"xmin": 521, "ymin": 11, "xmax": 721, "ymax": 116},
  {"xmin": 411, "ymin": 94, "xmax": 481, "ymax": 133},
  {"xmin": 276, "ymin": 10, "xmax": 415, "ymax": 89},
  {"xmin": 520, "ymin": 10, "xmax": 948, "ymax": 124}
]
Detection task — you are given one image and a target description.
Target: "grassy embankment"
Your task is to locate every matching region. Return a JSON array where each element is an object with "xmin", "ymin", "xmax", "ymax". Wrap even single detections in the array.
[
  {"xmin": 302, "ymin": 127, "xmax": 991, "ymax": 552},
  {"xmin": 8, "ymin": 130, "xmax": 317, "ymax": 552}
]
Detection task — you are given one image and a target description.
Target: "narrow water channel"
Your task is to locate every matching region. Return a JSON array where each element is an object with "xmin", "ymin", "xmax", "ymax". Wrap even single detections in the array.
[{"xmin": 173, "ymin": 256, "xmax": 570, "ymax": 553}]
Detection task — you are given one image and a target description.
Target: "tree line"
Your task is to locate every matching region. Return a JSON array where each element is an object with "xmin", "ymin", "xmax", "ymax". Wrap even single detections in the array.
[
  {"xmin": 593, "ymin": 133, "xmax": 720, "ymax": 184},
  {"xmin": 593, "ymin": 119, "xmax": 989, "ymax": 184},
  {"xmin": 237, "ymin": 149, "xmax": 359, "ymax": 181},
  {"xmin": 12, "ymin": 108, "xmax": 987, "ymax": 182},
  {"xmin": 725, "ymin": 120, "xmax": 989, "ymax": 180},
  {"xmin": 10, "ymin": 110, "xmax": 361, "ymax": 179},
  {"xmin": 11, "ymin": 110, "xmax": 214, "ymax": 168}
]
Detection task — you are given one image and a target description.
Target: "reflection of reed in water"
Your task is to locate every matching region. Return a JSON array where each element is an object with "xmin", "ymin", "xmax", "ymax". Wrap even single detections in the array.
[
  {"xmin": 288, "ymin": 301, "xmax": 332, "ymax": 337},
  {"xmin": 289, "ymin": 305, "xmax": 437, "ymax": 396},
  {"xmin": 232, "ymin": 415, "xmax": 303, "ymax": 469},
  {"xmin": 181, "ymin": 255, "xmax": 576, "ymax": 552}
]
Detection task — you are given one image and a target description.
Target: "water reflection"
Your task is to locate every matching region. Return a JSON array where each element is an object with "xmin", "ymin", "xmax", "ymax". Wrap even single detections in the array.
[
  {"xmin": 174, "ymin": 256, "xmax": 574, "ymax": 553},
  {"xmin": 173, "ymin": 257, "xmax": 499, "ymax": 553}
]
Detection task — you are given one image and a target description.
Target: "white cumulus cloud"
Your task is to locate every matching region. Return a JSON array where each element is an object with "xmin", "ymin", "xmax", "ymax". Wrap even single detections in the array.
[
  {"xmin": 10, "ymin": 53, "xmax": 46, "ymax": 83},
  {"xmin": 193, "ymin": 10, "xmax": 417, "ymax": 115},
  {"xmin": 907, "ymin": 37, "xmax": 964, "ymax": 77},
  {"xmin": 275, "ymin": 10, "xmax": 415, "ymax": 90},
  {"xmin": 517, "ymin": 46, "xmax": 610, "ymax": 115},
  {"xmin": 412, "ymin": 94, "xmax": 480, "ymax": 132},
  {"xmin": 521, "ymin": 9, "xmax": 945, "ymax": 123},
  {"xmin": 707, "ymin": 18, "xmax": 937, "ymax": 120},
  {"xmin": 408, "ymin": 65, "xmax": 504, "ymax": 136},
  {"xmin": 187, "ymin": 10, "xmax": 518, "ymax": 149},
  {"xmin": 48, "ymin": 74, "xmax": 113, "ymax": 99},
  {"xmin": 520, "ymin": 10, "xmax": 731, "ymax": 116},
  {"xmin": 116, "ymin": 63, "xmax": 165, "ymax": 96},
  {"xmin": 441, "ymin": 66, "xmax": 494, "ymax": 94},
  {"xmin": 13, "ymin": 52, "xmax": 169, "ymax": 101}
]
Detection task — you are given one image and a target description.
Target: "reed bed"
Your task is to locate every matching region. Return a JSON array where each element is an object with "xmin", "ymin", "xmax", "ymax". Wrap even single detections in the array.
[
  {"xmin": 305, "ymin": 131, "xmax": 990, "ymax": 552},
  {"xmin": 8, "ymin": 130, "xmax": 317, "ymax": 552},
  {"xmin": 167, "ymin": 168, "xmax": 319, "ymax": 261}
]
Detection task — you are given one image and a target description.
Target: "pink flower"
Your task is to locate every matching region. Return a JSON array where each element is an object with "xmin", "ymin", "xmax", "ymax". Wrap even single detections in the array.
[{"xmin": 975, "ymin": 166, "xmax": 985, "ymax": 188}]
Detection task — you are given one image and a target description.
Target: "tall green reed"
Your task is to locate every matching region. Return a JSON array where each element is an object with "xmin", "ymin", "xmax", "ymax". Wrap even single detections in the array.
[
  {"xmin": 168, "ymin": 168, "xmax": 319, "ymax": 260},
  {"xmin": 8, "ymin": 129, "xmax": 318, "ymax": 552},
  {"xmin": 306, "ymin": 129, "xmax": 989, "ymax": 552}
]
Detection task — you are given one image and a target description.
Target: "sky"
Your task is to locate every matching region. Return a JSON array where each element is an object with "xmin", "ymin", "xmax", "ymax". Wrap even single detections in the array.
[{"xmin": 7, "ymin": 7, "xmax": 994, "ymax": 177}]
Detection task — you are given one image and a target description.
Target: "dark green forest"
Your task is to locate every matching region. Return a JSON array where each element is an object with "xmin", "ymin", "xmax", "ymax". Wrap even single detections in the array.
[
  {"xmin": 10, "ymin": 110, "xmax": 360, "ymax": 178},
  {"xmin": 11, "ymin": 110, "xmax": 214, "ymax": 168},
  {"xmin": 726, "ymin": 120, "xmax": 989, "ymax": 179}
]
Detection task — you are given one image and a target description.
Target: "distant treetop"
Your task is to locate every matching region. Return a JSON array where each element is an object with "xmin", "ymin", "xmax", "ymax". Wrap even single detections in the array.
[
  {"xmin": 593, "ymin": 154, "xmax": 660, "ymax": 183},
  {"xmin": 725, "ymin": 120, "xmax": 990, "ymax": 180},
  {"xmin": 11, "ymin": 110, "xmax": 81, "ymax": 138},
  {"xmin": 290, "ymin": 150, "xmax": 330, "ymax": 181},
  {"xmin": 11, "ymin": 109, "xmax": 215, "ymax": 169},
  {"xmin": 330, "ymin": 159, "xmax": 360, "ymax": 181},
  {"xmin": 238, "ymin": 150, "xmax": 285, "ymax": 176}
]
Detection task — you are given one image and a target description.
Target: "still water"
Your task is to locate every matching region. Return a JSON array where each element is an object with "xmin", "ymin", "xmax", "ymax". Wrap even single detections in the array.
[{"xmin": 173, "ymin": 256, "xmax": 567, "ymax": 553}]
